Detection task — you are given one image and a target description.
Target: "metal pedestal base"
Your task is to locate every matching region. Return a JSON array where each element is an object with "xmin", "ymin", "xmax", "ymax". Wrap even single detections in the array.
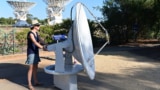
[
  {"xmin": 54, "ymin": 74, "xmax": 77, "ymax": 90},
  {"xmin": 44, "ymin": 64, "xmax": 83, "ymax": 90}
]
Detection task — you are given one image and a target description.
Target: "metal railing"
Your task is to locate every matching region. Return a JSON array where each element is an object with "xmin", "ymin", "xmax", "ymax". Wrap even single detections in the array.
[{"xmin": 0, "ymin": 29, "xmax": 17, "ymax": 55}]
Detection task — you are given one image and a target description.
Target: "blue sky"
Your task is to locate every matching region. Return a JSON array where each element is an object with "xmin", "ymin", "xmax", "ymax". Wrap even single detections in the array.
[{"xmin": 1, "ymin": 0, "xmax": 104, "ymax": 20}]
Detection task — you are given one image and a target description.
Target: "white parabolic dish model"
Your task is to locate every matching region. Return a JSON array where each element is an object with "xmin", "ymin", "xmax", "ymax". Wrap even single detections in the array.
[{"xmin": 44, "ymin": 2, "xmax": 95, "ymax": 90}]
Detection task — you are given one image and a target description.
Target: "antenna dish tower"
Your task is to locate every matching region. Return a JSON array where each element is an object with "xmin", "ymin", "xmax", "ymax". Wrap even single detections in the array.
[
  {"xmin": 7, "ymin": 0, "xmax": 35, "ymax": 27},
  {"xmin": 43, "ymin": 0, "xmax": 72, "ymax": 25}
]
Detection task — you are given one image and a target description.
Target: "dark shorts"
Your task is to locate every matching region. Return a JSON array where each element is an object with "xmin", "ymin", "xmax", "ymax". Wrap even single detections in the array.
[{"xmin": 25, "ymin": 54, "xmax": 40, "ymax": 65}]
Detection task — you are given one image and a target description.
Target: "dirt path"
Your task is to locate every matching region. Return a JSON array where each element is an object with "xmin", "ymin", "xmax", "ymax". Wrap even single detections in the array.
[
  {"xmin": 0, "ymin": 43, "xmax": 160, "ymax": 90},
  {"xmin": 94, "ymin": 52, "xmax": 160, "ymax": 90}
]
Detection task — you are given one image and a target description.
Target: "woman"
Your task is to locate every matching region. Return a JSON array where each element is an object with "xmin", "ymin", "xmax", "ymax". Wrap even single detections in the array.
[{"xmin": 25, "ymin": 22, "xmax": 45, "ymax": 90}]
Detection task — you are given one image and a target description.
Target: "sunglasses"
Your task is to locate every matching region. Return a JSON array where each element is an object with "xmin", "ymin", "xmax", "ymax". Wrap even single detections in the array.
[{"xmin": 35, "ymin": 25, "xmax": 40, "ymax": 27}]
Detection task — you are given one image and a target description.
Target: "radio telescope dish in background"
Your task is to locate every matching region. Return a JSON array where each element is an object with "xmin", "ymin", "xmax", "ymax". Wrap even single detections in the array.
[
  {"xmin": 7, "ymin": 0, "xmax": 35, "ymax": 27},
  {"xmin": 43, "ymin": 0, "xmax": 72, "ymax": 25},
  {"xmin": 45, "ymin": 2, "xmax": 95, "ymax": 90}
]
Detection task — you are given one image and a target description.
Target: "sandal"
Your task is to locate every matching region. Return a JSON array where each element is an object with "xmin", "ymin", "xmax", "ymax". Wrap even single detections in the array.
[
  {"xmin": 34, "ymin": 82, "xmax": 43, "ymax": 86},
  {"xmin": 28, "ymin": 85, "xmax": 34, "ymax": 90}
]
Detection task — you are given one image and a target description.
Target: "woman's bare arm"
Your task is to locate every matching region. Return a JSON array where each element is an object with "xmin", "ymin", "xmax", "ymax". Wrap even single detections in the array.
[{"xmin": 29, "ymin": 33, "xmax": 43, "ymax": 49}]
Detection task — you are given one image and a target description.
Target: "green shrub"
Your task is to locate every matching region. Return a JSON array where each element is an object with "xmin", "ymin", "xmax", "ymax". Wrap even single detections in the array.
[
  {"xmin": 39, "ymin": 25, "xmax": 54, "ymax": 44},
  {"xmin": 16, "ymin": 29, "xmax": 29, "ymax": 46}
]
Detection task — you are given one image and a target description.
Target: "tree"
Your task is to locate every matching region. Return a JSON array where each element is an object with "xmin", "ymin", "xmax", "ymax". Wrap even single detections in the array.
[{"xmin": 100, "ymin": 0, "xmax": 160, "ymax": 44}]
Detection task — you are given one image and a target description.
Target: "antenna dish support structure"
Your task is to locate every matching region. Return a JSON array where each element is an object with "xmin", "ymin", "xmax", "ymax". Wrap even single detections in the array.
[
  {"xmin": 43, "ymin": 0, "xmax": 72, "ymax": 25},
  {"xmin": 7, "ymin": 0, "xmax": 35, "ymax": 27},
  {"xmin": 45, "ymin": 31, "xmax": 84, "ymax": 90}
]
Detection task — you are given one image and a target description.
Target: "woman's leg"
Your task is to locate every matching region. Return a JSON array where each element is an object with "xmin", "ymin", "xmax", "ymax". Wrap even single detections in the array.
[
  {"xmin": 33, "ymin": 64, "xmax": 39, "ymax": 84},
  {"xmin": 27, "ymin": 65, "xmax": 34, "ymax": 90}
]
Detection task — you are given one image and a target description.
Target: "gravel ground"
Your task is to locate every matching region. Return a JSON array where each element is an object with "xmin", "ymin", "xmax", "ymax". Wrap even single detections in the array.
[{"xmin": 0, "ymin": 43, "xmax": 160, "ymax": 90}]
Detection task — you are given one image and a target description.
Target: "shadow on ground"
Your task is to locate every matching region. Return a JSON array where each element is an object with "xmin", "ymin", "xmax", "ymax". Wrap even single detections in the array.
[
  {"xmin": 0, "ymin": 63, "xmax": 55, "ymax": 90},
  {"xmin": 0, "ymin": 43, "xmax": 160, "ymax": 90},
  {"xmin": 129, "ymin": 45, "xmax": 160, "ymax": 61},
  {"xmin": 0, "ymin": 62, "xmax": 160, "ymax": 90},
  {"xmin": 97, "ymin": 44, "xmax": 160, "ymax": 62},
  {"xmin": 40, "ymin": 56, "xmax": 55, "ymax": 61}
]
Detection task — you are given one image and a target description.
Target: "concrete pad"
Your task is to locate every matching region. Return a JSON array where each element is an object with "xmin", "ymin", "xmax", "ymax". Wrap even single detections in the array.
[{"xmin": 0, "ymin": 79, "xmax": 27, "ymax": 90}]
